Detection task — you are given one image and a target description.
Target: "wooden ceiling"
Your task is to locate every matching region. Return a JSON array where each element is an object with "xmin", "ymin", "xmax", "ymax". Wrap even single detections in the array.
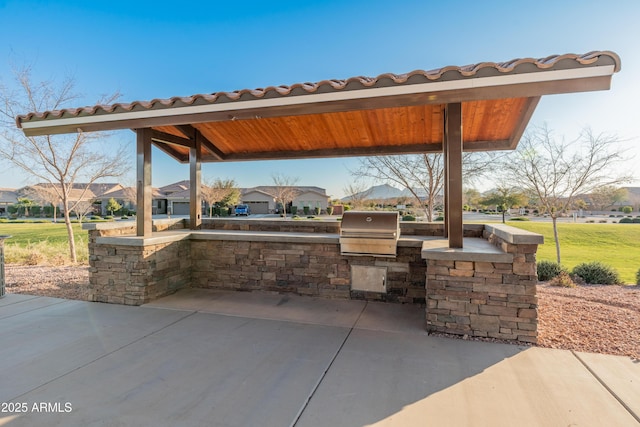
[{"xmin": 149, "ymin": 97, "xmax": 535, "ymax": 163}]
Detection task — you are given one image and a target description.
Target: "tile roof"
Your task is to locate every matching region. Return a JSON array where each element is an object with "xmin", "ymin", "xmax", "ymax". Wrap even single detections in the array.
[{"xmin": 15, "ymin": 51, "xmax": 621, "ymax": 127}]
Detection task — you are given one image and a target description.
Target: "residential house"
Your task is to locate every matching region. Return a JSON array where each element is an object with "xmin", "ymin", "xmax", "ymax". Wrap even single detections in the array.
[
  {"xmin": 17, "ymin": 183, "xmax": 124, "ymax": 216},
  {"xmin": 0, "ymin": 188, "xmax": 18, "ymax": 216},
  {"xmin": 240, "ymin": 188, "xmax": 276, "ymax": 214},
  {"xmin": 242, "ymin": 186, "xmax": 329, "ymax": 214}
]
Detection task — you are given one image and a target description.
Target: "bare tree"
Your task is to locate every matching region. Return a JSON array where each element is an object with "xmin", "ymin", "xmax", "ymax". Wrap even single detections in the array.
[
  {"xmin": 501, "ymin": 125, "xmax": 632, "ymax": 263},
  {"xmin": 588, "ymin": 186, "xmax": 628, "ymax": 211},
  {"xmin": 266, "ymin": 174, "xmax": 300, "ymax": 218},
  {"xmin": 202, "ymin": 178, "xmax": 239, "ymax": 217},
  {"xmin": 72, "ymin": 198, "xmax": 98, "ymax": 223},
  {"xmin": 23, "ymin": 184, "xmax": 61, "ymax": 221},
  {"xmin": 352, "ymin": 153, "xmax": 498, "ymax": 221},
  {"xmin": 342, "ymin": 181, "xmax": 372, "ymax": 210},
  {"xmin": 0, "ymin": 66, "xmax": 127, "ymax": 263},
  {"xmin": 353, "ymin": 154, "xmax": 444, "ymax": 221}
]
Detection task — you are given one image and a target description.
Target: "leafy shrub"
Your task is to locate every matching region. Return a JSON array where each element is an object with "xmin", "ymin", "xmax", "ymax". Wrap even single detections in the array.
[
  {"xmin": 548, "ymin": 271, "xmax": 577, "ymax": 288},
  {"xmin": 572, "ymin": 262, "xmax": 621, "ymax": 285},
  {"xmin": 622, "ymin": 206, "xmax": 633, "ymax": 214},
  {"xmin": 633, "ymin": 218, "xmax": 640, "ymax": 223},
  {"xmin": 104, "ymin": 215, "xmax": 114, "ymax": 220},
  {"xmin": 326, "ymin": 206, "xmax": 334, "ymax": 215},
  {"xmin": 434, "ymin": 216, "xmax": 444, "ymax": 221},
  {"xmin": 619, "ymin": 217, "xmax": 633, "ymax": 224},
  {"xmin": 90, "ymin": 216, "xmax": 103, "ymax": 220},
  {"xmin": 636, "ymin": 268, "xmax": 640, "ymax": 285},
  {"xmin": 509, "ymin": 217, "xmax": 530, "ymax": 221},
  {"xmin": 402, "ymin": 215, "xmax": 416, "ymax": 221},
  {"xmin": 537, "ymin": 260, "xmax": 566, "ymax": 281}
]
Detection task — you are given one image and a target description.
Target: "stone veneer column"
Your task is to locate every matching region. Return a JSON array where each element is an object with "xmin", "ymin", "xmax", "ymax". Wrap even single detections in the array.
[
  {"xmin": 85, "ymin": 220, "xmax": 189, "ymax": 305},
  {"xmin": 422, "ymin": 224, "xmax": 543, "ymax": 343}
]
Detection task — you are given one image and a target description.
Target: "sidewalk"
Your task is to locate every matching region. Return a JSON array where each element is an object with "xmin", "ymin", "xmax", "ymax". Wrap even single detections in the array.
[{"xmin": 1, "ymin": 290, "xmax": 638, "ymax": 426}]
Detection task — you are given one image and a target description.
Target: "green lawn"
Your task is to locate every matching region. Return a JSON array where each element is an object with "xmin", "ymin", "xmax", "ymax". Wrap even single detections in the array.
[
  {"xmin": 0, "ymin": 222, "xmax": 88, "ymax": 264},
  {"xmin": 508, "ymin": 222, "xmax": 640, "ymax": 284}
]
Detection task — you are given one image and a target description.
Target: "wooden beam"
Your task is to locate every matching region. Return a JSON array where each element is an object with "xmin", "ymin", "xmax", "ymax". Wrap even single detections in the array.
[
  {"xmin": 174, "ymin": 124, "xmax": 196, "ymax": 140},
  {"xmin": 445, "ymin": 103, "xmax": 463, "ymax": 248},
  {"xmin": 211, "ymin": 142, "xmax": 445, "ymax": 162},
  {"xmin": 506, "ymin": 96, "xmax": 541, "ymax": 150},
  {"xmin": 190, "ymin": 132, "xmax": 202, "ymax": 229},
  {"xmin": 136, "ymin": 128, "xmax": 153, "ymax": 237},
  {"xmin": 176, "ymin": 124, "xmax": 225, "ymax": 160},
  {"xmin": 151, "ymin": 129, "xmax": 194, "ymax": 148},
  {"xmin": 195, "ymin": 130, "xmax": 225, "ymax": 160},
  {"xmin": 153, "ymin": 141, "xmax": 189, "ymax": 162}
]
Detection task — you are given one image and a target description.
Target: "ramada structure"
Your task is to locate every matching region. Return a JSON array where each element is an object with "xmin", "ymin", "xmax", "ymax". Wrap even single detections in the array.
[{"xmin": 17, "ymin": 51, "xmax": 621, "ymax": 343}]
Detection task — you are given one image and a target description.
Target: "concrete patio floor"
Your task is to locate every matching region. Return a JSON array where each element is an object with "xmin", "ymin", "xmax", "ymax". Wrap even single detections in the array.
[{"xmin": 1, "ymin": 290, "xmax": 638, "ymax": 427}]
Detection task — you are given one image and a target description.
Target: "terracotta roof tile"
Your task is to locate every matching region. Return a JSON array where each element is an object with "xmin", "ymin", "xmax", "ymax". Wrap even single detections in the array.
[{"xmin": 15, "ymin": 51, "xmax": 621, "ymax": 128}]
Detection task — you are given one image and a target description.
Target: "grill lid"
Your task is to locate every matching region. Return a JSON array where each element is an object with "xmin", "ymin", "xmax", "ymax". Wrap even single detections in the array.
[
  {"xmin": 340, "ymin": 211, "xmax": 400, "ymax": 238},
  {"xmin": 339, "ymin": 211, "xmax": 400, "ymax": 257}
]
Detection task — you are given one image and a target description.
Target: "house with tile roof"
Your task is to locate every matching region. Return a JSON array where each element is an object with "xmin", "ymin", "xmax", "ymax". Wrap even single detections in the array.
[
  {"xmin": 241, "ymin": 186, "xmax": 329, "ymax": 214},
  {"xmin": 3, "ymin": 183, "xmax": 125, "ymax": 217},
  {"xmin": 0, "ymin": 188, "xmax": 18, "ymax": 216}
]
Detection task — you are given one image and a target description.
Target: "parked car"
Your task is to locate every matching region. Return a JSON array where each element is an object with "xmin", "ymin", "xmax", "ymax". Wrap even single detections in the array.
[{"xmin": 235, "ymin": 204, "xmax": 250, "ymax": 216}]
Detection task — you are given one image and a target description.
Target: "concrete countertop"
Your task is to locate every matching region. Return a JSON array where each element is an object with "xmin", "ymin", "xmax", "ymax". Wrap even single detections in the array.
[
  {"xmin": 421, "ymin": 237, "xmax": 514, "ymax": 262},
  {"xmin": 95, "ymin": 229, "xmax": 441, "ymax": 247}
]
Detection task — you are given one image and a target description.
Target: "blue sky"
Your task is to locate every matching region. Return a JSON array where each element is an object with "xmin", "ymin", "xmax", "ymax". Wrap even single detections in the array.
[{"xmin": 1, "ymin": 0, "xmax": 638, "ymax": 198}]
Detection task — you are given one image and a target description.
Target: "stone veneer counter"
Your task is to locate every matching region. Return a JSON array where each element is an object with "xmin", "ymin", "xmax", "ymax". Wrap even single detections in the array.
[
  {"xmin": 421, "ymin": 224, "xmax": 544, "ymax": 343},
  {"xmin": 84, "ymin": 220, "xmax": 543, "ymax": 343}
]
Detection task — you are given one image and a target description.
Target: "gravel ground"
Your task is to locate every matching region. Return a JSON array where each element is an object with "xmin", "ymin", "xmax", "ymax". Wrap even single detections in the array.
[{"xmin": 3, "ymin": 264, "xmax": 639, "ymax": 360}]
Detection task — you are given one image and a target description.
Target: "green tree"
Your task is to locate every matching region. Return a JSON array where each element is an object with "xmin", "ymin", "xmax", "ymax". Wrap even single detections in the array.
[
  {"xmin": 479, "ymin": 186, "xmax": 527, "ymax": 223},
  {"xmin": 464, "ymin": 188, "xmax": 482, "ymax": 211},
  {"xmin": 106, "ymin": 198, "xmax": 122, "ymax": 216},
  {"xmin": 15, "ymin": 197, "xmax": 36, "ymax": 217}
]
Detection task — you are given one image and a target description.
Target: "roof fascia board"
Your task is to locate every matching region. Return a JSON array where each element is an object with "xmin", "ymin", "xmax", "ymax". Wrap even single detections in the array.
[{"xmin": 20, "ymin": 65, "xmax": 615, "ymax": 136}]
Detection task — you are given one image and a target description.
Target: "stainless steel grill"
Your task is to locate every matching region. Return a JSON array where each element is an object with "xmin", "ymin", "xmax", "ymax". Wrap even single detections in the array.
[{"xmin": 339, "ymin": 211, "xmax": 400, "ymax": 257}]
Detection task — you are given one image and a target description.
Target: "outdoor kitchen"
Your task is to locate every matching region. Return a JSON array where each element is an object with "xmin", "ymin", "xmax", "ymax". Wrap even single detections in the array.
[{"xmin": 84, "ymin": 215, "xmax": 542, "ymax": 343}]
